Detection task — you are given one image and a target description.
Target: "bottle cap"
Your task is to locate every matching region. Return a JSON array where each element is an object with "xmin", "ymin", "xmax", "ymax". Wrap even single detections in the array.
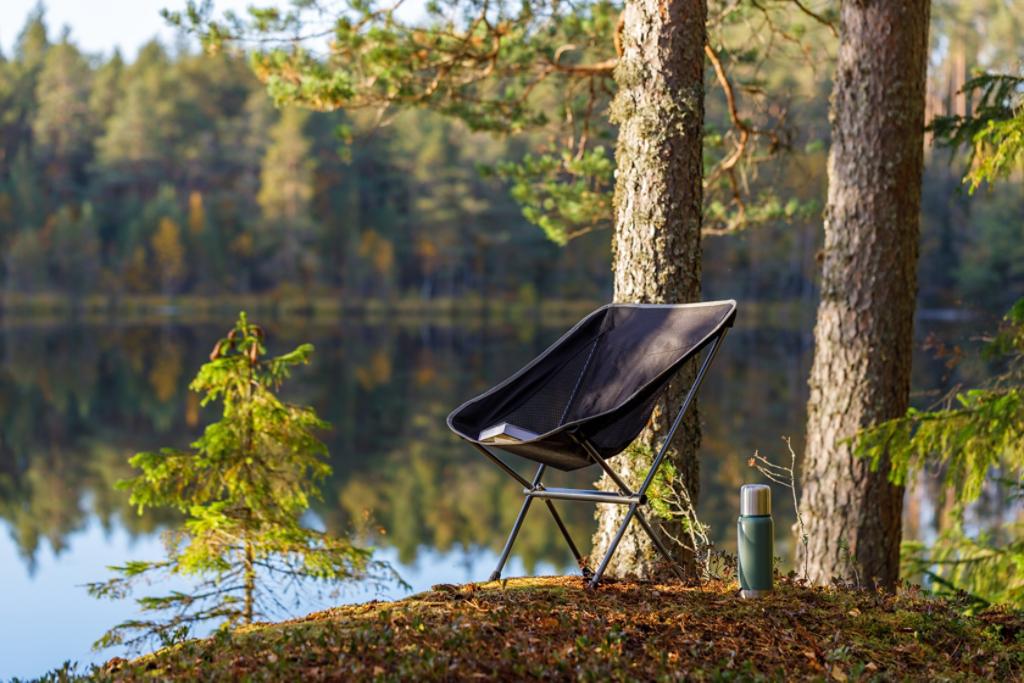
[{"xmin": 740, "ymin": 484, "xmax": 771, "ymax": 516}]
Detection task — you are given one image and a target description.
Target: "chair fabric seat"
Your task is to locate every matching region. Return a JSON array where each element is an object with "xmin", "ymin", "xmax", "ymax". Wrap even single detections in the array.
[{"xmin": 447, "ymin": 300, "xmax": 737, "ymax": 471}]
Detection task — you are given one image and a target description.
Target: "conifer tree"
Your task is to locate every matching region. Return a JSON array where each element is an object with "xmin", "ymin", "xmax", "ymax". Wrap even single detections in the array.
[
  {"xmin": 50, "ymin": 203, "xmax": 101, "ymax": 294},
  {"xmin": 33, "ymin": 38, "xmax": 95, "ymax": 187},
  {"xmin": 150, "ymin": 215, "xmax": 187, "ymax": 294},
  {"xmin": 257, "ymin": 107, "xmax": 319, "ymax": 286},
  {"xmin": 798, "ymin": 0, "xmax": 930, "ymax": 589},
  {"xmin": 89, "ymin": 49, "xmax": 124, "ymax": 126},
  {"xmin": 88, "ymin": 314, "xmax": 399, "ymax": 650},
  {"xmin": 95, "ymin": 41, "xmax": 179, "ymax": 184}
]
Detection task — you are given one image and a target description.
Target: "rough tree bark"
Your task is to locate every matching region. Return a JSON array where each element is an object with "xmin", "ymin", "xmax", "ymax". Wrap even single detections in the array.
[
  {"xmin": 798, "ymin": 0, "xmax": 930, "ymax": 589},
  {"xmin": 590, "ymin": 0, "xmax": 706, "ymax": 578}
]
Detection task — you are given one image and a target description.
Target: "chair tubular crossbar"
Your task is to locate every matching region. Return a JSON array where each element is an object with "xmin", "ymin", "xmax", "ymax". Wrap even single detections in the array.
[
  {"xmin": 448, "ymin": 301, "xmax": 736, "ymax": 589},
  {"xmin": 525, "ymin": 487, "xmax": 643, "ymax": 505}
]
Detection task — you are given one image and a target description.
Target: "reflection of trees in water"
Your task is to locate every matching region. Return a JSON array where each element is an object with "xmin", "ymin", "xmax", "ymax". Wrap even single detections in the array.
[
  {"xmin": 0, "ymin": 314, "xmax": 996, "ymax": 574},
  {"xmin": 0, "ymin": 324, "xmax": 202, "ymax": 568},
  {"xmin": 329, "ymin": 404, "xmax": 591, "ymax": 574},
  {"xmin": 0, "ymin": 319, "xmax": 585, "ymax": 572}
]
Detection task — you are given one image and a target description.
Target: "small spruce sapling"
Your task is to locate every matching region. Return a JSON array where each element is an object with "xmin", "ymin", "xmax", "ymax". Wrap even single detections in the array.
[{"xmin": 88, "ymin": 313, "xmax": 401, "ymax": 650}]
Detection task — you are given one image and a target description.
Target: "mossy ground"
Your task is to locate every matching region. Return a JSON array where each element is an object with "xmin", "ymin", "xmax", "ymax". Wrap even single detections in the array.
[{"xmin": 64, "ymin": 576, "xmax": 1024, "ymax": 681}]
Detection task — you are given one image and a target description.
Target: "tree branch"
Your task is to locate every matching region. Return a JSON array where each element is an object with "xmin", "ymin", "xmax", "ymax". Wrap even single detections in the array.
[
  {"xmin": 789, "ymin": 0, "xmax": 838, "ymax": 38},
  {"xmin": 547, "ymin": 55, "xmax": 617, "ymax": 75}
]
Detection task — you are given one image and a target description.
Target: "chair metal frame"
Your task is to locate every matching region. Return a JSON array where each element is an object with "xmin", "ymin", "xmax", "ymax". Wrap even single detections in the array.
[{"xmin": 461, "ymin": 327, "xmax": 728, "ymax": 589}]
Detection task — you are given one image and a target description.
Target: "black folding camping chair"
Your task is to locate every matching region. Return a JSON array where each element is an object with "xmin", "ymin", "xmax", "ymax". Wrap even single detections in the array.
[{"xmin": 447, "ymin": 300, "xmax": 737, "ymax": 589}]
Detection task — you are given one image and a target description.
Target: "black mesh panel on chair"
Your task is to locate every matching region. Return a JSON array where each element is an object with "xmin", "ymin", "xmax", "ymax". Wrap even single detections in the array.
[{"xmin": 501, "ymin": 335, "xmax": 600, "ymax": 435}]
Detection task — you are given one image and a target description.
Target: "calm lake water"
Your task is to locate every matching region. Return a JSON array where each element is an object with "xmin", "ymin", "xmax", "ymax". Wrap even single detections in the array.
[{"xmin": 0, "ymin": 307, "xmax": 994, "ymax": 678}]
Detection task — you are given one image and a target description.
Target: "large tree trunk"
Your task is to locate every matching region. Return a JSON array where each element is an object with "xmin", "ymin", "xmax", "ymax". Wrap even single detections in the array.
[
  {"xmin": 798, "ymin": 0, "xmax": 930, "ymax": 590},
  {"xmin": 590, "ymin": 0, "xmax": 706, "ymax": 578}
]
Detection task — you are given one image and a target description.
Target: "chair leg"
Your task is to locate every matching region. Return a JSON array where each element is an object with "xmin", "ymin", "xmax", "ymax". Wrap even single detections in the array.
[
  {"xmin": 490, "ymin": 494, "xmax": 534, "ymax": 581},
  {"xmin": 542, "ymin": 499, "xmax": 592, "ymax": 578},
  {"xmin": 581, "ymin": 443, "xmax": 681, "ymax": 582},
  {"xmin": 588, "ymin": 503, "xmax": 638, "ymax": 589},
  {"xmin": 576, "ymin": 337, "xmax": 729, "ymax": 587},
  {"xmin": 634, "ymin": 509, "xmax": 687, "ymax": 582},
  {"xmin": 489, "ymin": 463, "xmax": 546, "ymax": 581}
]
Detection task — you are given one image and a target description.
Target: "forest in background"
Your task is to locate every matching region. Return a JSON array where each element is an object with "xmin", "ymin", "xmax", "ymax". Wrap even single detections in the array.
[
  {"xmin": 0, "ymin": 3, "xmax": 1020, "ymax": 313},
  {"xmin": 0, "ymin": 8, "xmax": 609, "ymax": 305}
]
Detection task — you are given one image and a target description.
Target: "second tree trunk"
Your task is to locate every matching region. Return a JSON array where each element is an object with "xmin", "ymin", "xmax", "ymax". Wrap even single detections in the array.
[{"xmin": 799, "ymin": 0, "xmax": 930, "ymax": 589}]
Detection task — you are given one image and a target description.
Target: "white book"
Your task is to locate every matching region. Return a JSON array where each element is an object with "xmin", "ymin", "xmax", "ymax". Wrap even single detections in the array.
[{"xmin": 478, "ymin": 422, "xmax": 539, "ymax": 444}]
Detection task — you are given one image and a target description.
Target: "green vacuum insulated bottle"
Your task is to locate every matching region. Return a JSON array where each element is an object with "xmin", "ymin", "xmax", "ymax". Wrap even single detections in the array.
[{"xmin": 737, "ymin": 484, "xmax": 773, "ymax": 598}]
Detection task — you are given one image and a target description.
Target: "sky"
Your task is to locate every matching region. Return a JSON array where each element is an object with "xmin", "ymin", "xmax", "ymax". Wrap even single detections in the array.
[{"xmin": 1, "ymin": 0, "xmax": 258, "ymax": 59}]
